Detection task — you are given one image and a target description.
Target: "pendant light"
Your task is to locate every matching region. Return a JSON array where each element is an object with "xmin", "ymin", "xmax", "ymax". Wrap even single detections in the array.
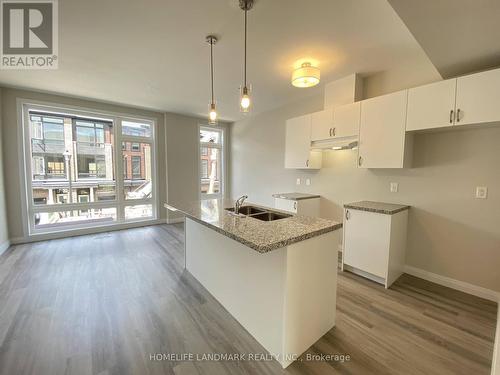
[
  {"xmin": 206, "ymin": 35, "xmax": 218, "ymax": 125},
  {"xmin": 239, "ymin": 0, "xmax": 254, "ymax": 113}
]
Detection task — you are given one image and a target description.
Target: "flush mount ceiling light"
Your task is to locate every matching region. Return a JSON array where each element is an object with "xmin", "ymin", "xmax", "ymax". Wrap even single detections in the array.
[
  {"xmin": 206, "ymin": 35, "xmax": 218, "ymax": 125},
  {"xmin": 239, "ymin": 0, "xmax": 254, "ymax": 113},
  {"xmin": 292, "ymin": 62, "xmax": 320, "ymax": 88}
]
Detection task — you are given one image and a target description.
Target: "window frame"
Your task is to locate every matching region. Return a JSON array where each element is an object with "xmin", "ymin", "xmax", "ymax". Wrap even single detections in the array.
[
  {"xmin": 20, "ymin": 100, "xmax": 159, "ymax": 236},
  {"xmin": 198, "ymin": 125, "xmax": 225, "ymax": 200}
]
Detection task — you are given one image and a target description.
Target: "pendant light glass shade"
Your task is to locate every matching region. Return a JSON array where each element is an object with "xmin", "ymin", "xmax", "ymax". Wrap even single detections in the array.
[
  {"xmin": 292, "ymin": 62, "xmax": 320, "ymax": 88},
  {"xmin": 207, "ymin": 35, "xmax": 218, "ymax": 124},
  {"xmin": 239, "ymin": 85, "xmax": 251, "ymax": 113},
  {"xmin": 208, "ymin": 102, "xmax": 217, "ymax": 125}
]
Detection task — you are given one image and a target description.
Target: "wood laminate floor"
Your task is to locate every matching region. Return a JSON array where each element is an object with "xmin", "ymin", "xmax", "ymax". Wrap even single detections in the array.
[{"xmin": 0, "ymin": 224, "xmax": 496, "ymax": 375}]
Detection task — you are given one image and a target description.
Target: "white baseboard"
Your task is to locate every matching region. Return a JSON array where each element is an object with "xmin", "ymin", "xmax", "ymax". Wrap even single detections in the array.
[
  {"xmin": 0, "ymin": 240, "xmax": 11, "ymax": 256},
  {"xmin": 404, "ymin": 265, "xmax": 500, "ymax": 303}
]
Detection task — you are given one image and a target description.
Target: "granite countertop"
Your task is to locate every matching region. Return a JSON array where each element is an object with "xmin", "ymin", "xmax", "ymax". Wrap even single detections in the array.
[
  {"xmin": 344, "ymin": 200, "xmax": 410, "ymax": 215},
  {"xmin": 165, "ymin": 199, "xmax": 342, "ymax": 253},
  {"xmin": 272, "ymin": 193, "xmax": 321, "ymax": 201}
]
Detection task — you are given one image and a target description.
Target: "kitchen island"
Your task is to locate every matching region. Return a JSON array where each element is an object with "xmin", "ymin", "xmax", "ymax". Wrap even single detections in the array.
[{"xmin": 165, "ymin": 199, "xmax": 342, "ymax": 368}]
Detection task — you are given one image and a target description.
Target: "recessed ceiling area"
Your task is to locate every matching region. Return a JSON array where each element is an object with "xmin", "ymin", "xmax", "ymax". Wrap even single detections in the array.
[
  {"xmin": 0, "ymin": 0, "xmax": 441, "ymax": 120},
  {"xmin": 388, "ymin": 0, "xmax": 500, "ymax": 79}
]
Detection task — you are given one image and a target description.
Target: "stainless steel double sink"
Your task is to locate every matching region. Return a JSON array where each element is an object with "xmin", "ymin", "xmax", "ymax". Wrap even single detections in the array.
[{"xmin": 225, "ymin": 205, "xmax": 292, "ymax": 222}]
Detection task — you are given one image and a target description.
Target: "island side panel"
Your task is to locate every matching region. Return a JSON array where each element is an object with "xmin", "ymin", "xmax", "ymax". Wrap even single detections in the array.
[
  {"xmin": 282, "ymin": 230, "xmax": 340, "ymax": 368},
  {"xmin": 185, "ymin": 218, "xmax": 287, "ymax": 358}
]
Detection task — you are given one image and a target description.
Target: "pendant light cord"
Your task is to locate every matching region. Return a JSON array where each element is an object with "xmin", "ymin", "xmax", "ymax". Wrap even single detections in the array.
[
  {"xmin": 244, "ymin": 6, "xmax": 247, "ymax": 87},
  {"xmin": 210, "ymin": 39, "xmax": 215, "ymax": 105}
]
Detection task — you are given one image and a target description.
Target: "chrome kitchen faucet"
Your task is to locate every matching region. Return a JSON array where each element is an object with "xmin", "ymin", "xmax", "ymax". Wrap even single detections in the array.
[{"xmin": 234, "ymin": 195, "xmax": 248, "ymax": 215}]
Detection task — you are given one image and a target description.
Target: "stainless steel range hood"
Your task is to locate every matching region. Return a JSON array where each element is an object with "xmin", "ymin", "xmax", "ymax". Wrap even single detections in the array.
[{"xmin": 311, "ymin": 136, "xmax": 358, "ymax": 151}]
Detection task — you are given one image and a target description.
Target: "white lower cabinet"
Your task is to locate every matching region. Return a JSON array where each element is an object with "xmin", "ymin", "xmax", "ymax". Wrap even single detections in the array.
[
  {"xmin": 342, "ymin": 208, "xmax": 408, "ymax": 288},
  {"xmin": 274, "ymin": 197, "xmax": 320, "ymax": 216}
]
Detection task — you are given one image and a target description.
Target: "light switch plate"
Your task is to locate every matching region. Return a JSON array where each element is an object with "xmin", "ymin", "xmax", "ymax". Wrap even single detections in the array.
[
  {"xmin": 306, "ymin": 178, "xmax": 311, "ymax": 186},
  {"xmin": 475, "ymin": 186, "xmax": 488, "ymax": 199},
  {"xmin": 390, "ymin": 182, "xmax": 399, "ymax": 193},
  {"xmin": 296, "ymin": 178, "xmax": 301, "ymax": 185}
]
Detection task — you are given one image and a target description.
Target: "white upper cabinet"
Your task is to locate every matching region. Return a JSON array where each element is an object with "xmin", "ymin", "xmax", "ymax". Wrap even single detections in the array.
[
  {"xmin": 455, "ymin": 68, "xmax": 500, "ymax": 126},
  {"xmin": 406, "ymin": 79, "xmax": 457, "ymax": 131},
  {"xmin": 284, "ymin": 68, "xmax": 500, "ymax": 171},
  {"xmin": 333, "ymin": 102, "xmax": 361, "ymax": 138},
  {"xmin": 285, "ymin": 114, "xmax": 322, "ymax": 169},
  {"xmin": 358, "ymin": 90, "xmax": 410, "ymax": 169},
  {"xmin": 311, "ymin": 102, "xmax": 360, "ymax": 141},
  {"xmin": 311, "ymin": 109, "xmax": 334, "ymax": 141}
]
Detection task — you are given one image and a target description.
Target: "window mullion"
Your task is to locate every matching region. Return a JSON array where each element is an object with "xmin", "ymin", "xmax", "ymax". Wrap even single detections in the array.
[
  {"xmin": 121, "ymin": 135, "xmax": 153, "ymax": 143},
  {"xmin": 115, "ymin": 117, "xmax": 125, "ymax": 222},
  {"xmin": 32, "ymin": 201, "xmax": 118, "ymax": 213}
]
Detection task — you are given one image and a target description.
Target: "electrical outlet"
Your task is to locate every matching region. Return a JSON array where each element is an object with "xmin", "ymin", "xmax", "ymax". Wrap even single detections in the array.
[
  {"xmin": 475, "ymin": 186, "xmax": 488, "ymax": 199},
  {"xmin": 390, "ymin": 182, "xmax": 399, "ymax": 193},
  {"xmin": 306, "ymin": 178, "xmax": 311, "ymax": 186},
  {"xmin": 296, "ymin": 178, "xmax": 301, "ymax": 185}
]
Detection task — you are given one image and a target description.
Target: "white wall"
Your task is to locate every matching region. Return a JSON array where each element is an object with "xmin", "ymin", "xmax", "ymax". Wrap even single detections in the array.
[
  {"xmin": 0, "ymin": 88, "xmax": 9, "ymax": 252},
  {"xmin": 230, "ymin": 93, "xmax": 500, "ymax": 293},
  {"xmin": 165, "ymin": 113, "xmax": 231, "ymax": 222}
]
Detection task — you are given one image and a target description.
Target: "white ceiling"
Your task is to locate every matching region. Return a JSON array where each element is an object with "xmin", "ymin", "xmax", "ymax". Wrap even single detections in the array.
[
  {"xmin": 388, "ymin": 0, "xmax": 500, "ymax": 79},
  {"xmin": 0, "ymin": 0, "xmax": 440, "ymax": 121}
]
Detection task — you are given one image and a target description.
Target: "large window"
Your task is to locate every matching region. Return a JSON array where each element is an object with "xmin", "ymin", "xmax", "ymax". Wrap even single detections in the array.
[
  {"xmin": 22, "ymin": 103, "xmax": 157, "ymax": 235},
  {"xmin": 199, "ymin": 126, "xmax": 224, "ymax": 199}
]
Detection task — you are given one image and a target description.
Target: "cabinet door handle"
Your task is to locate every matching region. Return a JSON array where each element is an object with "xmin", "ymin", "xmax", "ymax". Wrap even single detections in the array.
[
  {"xmin": 358, "ymin": 156, "xmax": 363, "ymax": 167},
  {"xmin": 345, "ymin": 210, "xmax": 350, "ymax": 220},
  {"xmin": 329, "ymin": 128, "xmax": 332, "ymax": 137},
  {"xmin": 332, "ymin": 127, "xmax": 336, "ymax": 137},
  {"xmin": 306, "ymin": 159, "xmax": 309, "ymax": 167},
  {"xmin": 449, "ymin": 109, "xmax": 454, "ymax": 124},
  {"xmin": 294, "ymin": 202, "xmax": 297, "ymax": 210},
  {"xmin": 456, "ymin": 108, "xmax": 461, "ymax": 123}
]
